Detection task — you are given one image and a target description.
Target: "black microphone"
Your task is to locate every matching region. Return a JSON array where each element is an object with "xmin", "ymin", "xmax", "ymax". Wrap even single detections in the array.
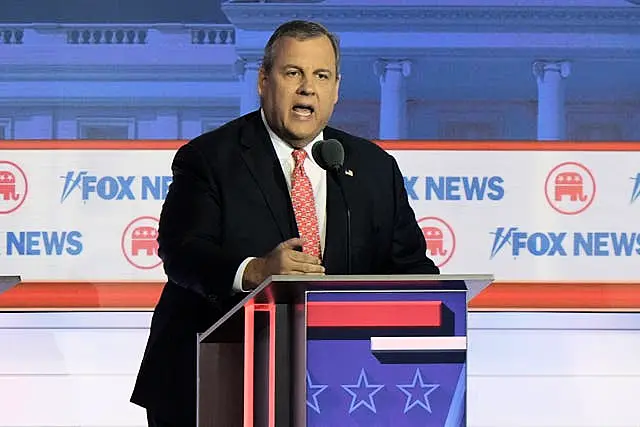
[
  {"xmin": 312, "ymin": 139, "xmax": 351, "ymax": 274},
  {"xmin": 312, "ymin": 138, "xmax": 344, "ymax": 172}
]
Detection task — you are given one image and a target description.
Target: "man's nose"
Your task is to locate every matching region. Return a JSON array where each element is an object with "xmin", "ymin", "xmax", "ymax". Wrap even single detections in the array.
[{"xmin": 297, "ymin": 77, "xmax": 316, "ymax": 95}]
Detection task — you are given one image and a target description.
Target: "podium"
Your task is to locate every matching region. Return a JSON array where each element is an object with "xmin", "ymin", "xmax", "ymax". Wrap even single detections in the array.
[{"xmin": 197, "ymin": 274, "xmax": 493, "ymax": 427}]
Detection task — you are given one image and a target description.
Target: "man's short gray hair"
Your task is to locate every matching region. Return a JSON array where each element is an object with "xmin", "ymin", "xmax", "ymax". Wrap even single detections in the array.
[{"xmin": 261, "ymin": 20, "xmax": 340, "ymax": 77}]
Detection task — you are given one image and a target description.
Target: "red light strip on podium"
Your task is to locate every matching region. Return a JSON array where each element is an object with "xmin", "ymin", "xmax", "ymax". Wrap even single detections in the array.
[
  {"xmin": 243, "ymin": 302, "xmax": 255, "ymax": 427},
  {"xmin": 306, "ymin": 301, "xmax": 443, "ymax": 328}
]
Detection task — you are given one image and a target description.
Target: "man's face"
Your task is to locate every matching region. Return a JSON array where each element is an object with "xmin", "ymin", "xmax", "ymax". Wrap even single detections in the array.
[{"xmin": 258, "ymin": 35, "xmax": 340, "ymax": 148}]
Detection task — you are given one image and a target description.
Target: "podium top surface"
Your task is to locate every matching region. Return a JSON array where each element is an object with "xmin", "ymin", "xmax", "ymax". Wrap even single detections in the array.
[
  {"xmin": 200, "ymin": 274, "xmax": 493, "ymax": 344},
  {"xmin": 0, "ymin": 276, "xmax": 21, "ymax": 295},
  {"xmin": 252, "ymin": 274, "xmax": 493, "ymax": 304},
  {"xmin": 264, "ymin": 273, "xmax": 492, "ymax": 296}
]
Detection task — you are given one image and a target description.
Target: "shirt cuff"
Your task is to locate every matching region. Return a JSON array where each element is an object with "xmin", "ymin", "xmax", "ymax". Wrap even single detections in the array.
[{"xmin": 232, "ymin": 257, "xmax": 257, "ymax": 293}]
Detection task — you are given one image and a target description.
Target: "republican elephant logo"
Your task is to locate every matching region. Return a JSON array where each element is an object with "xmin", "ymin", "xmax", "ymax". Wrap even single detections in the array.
[
  {"xmin": 0, "ymin": 161, "xmax": 28, "ymax": 214},
  {"xmin": 418, "ymin": 217, "xmax": 456, "ymax": 269},
  {"xmin": 121, "ymin": 216, "xmax": 162, "ymax": 270},
  {"xmin": 545, "ymin": 162, "xmax": 595, "ymax": 215},
  {"xmin": 0, "ymin": 170, "xmax": 19, "ymax": 201},
  {"xmin": 554, "ymin": 172, "xmax": 588, "ymax": 202},
  {"xmin": 131, "ymin": 226, "xmax": 158, "ymax": 256},
  {"xmin": 422, "ymin": 226, "xmax": 448, "ymax": 257}
]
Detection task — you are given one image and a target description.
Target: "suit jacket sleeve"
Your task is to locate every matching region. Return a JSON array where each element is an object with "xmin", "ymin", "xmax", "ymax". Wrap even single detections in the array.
[
  {"xmin": 157, "ymin": 142, "xmax": 245, "ymax": 299},
  {"xmin": 389, "ymin": 156, "xmax": 440, "ymax": 274}
]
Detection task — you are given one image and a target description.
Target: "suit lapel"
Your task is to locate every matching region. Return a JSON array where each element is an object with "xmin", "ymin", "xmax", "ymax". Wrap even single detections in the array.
[{"xmin": 239, "ymin": 112, "xmax": 297, "ymax": 241}]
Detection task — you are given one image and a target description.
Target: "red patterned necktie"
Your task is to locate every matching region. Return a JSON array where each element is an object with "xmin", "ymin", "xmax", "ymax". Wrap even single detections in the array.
[{"xmin": 290, "ymin": 149, "xmax": 322, "ymax": 259}]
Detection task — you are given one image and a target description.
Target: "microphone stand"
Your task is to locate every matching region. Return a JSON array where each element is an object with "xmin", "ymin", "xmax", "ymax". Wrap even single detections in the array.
[{"xmin": 332, "ymin": 167, "xmax": 351, "ymax": 275}]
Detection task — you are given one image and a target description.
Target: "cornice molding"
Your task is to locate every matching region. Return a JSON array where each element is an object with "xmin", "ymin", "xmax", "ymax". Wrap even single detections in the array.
[
  {"xmin": 0, "ymin": 97, "xmax": 239, "ymax": 108},
  {"xmin": 0, "ymin": 64, "xmax": 238, "ymax": 81},
  {"xmin": 237, "ymin": 45, "xmax": 640, "ymax": 62},
  {"xmin": 221, "ymin": 4, "xmax": 640, "ymax": 33}
]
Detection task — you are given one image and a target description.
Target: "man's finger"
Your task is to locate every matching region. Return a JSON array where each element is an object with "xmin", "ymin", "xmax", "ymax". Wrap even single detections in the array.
[
  {"xmin": 287, "ymin": 261, "xmax": 325, "ymax": 274},
  {"xmin": 279, "ymin": 237, "xmax": 304, "ymax": 250},
  {"xmin": 287, "ymin": 249, "xmax": 322, "ymax": 264}
]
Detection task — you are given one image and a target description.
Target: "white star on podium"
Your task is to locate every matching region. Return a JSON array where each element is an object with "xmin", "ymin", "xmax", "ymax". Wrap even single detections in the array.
[
  {"xmin": 397, "ymin": 368, "xmax": 440, "ymax": 414},
  {"xmin": 306, "ymin": 370, "xmax": 328, "ymax": 414},
  {"xmin": 341, "ymin": 368, "xmax": 384, "ymax": 414}
]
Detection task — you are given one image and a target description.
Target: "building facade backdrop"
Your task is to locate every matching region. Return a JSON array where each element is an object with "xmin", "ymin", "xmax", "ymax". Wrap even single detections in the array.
[{"xmin": 0, "ymin": 0, "xmax": 639, "ymax": 142}]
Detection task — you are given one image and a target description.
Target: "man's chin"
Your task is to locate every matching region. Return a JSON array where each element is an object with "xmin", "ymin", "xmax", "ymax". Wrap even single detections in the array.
[
  {"xmin": 283, "ymin": 127, "xmax": 321, "ymax": 147},
  {"xmin": 286, "ymin": 137, "xmax": 314, "ymax": 149}
]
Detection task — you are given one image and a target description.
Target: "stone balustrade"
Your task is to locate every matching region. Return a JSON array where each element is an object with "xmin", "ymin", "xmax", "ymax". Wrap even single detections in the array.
[{"xmin": 0, "ymin": 24, "xmax": 236, "ymax": 46}]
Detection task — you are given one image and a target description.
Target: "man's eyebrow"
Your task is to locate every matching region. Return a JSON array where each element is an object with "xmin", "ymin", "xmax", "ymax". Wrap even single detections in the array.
[{"xmin": 282, "ymin": 64, "xmax": 333, "ymax": 75}]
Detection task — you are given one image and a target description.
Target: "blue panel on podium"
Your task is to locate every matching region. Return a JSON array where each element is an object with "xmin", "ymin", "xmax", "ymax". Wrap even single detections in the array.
[{"xmin": 305, "ymin": 290, "xmax": 467, "ymax": 427}]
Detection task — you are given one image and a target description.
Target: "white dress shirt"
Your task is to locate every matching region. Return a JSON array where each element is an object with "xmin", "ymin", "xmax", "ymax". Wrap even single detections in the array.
[{"xmin": 231, "ymin": 109, "xmax": 327, "ymax": 292}]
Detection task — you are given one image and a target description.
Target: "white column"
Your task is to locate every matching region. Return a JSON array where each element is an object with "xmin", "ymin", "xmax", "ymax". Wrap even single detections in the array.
[
  {"xmin": 374, "ymin": 59, "xmax": 411, "ymax": 140},
  {"xmin": 236, "ymin": 58, "xmax": 261, "ymax": 116},
  {"xmin": 533, "ymin": 60, "xmax": 571, "ymax": 141}
]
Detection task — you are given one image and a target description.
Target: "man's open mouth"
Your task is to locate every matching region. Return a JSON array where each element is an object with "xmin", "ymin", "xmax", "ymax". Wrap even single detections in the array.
[{"xmin": 292, "ymin": 104, "xmax": 314, "ymax": 116}]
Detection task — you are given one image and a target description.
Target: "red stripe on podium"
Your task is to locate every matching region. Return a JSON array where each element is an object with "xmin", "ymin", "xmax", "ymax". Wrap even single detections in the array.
[
  {"xmin": 306, "ymin": 301, "xmax": 442, "ymax": 327},
  {"xmin": 243, "ymin": 301, "xmax": 255, "ymax": 427},
  {"xmin": 268, "ymin": 304, "xmax": 276, "ymax": 427}
]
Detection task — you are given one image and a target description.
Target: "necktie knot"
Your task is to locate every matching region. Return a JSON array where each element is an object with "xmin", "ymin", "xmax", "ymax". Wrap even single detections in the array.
[{"xmin": 292, "ymin": 149, "xmax": 307, "ymax": 167}]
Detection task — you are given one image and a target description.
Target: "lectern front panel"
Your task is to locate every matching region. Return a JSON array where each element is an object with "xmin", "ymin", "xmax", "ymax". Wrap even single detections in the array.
[{"xmin": 304, "ymin": 289, "xmax": 468, "ymax": 427}]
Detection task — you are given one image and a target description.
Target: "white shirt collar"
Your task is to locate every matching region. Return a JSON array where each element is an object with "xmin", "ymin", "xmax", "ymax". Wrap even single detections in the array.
[{"xmin": 260, "ymin": 108, "xmax": 324, "ymax": 167}]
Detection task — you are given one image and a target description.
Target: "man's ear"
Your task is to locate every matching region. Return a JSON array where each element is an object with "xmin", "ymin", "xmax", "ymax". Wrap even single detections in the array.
[
  {"xmin": 333, "ymin": 74, "xmax": 341, "ymax": 105},
  {"xmin": 257, "ymin": 66, "xmax": 267, "ymax": 97}
]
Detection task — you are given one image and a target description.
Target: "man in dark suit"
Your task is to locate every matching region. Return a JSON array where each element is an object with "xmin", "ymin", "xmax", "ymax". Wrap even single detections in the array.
[{"xmin": 131, "ymin": 19, "xmax": 439, "ymax": 427}]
